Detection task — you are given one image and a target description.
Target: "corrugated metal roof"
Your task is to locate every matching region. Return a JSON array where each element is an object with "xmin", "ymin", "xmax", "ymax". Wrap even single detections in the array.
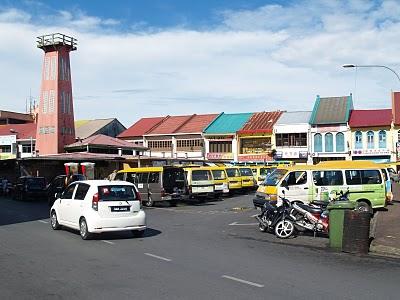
[
  {"xmin": 147, "ymin": 115, "xmax": 192, "ymax": 135},
  {"xmin": 237, "ymin": 111, "xmax": 282, "ymax": 134},
  {"xmin": 75, "ymin": 118, "xmax": 117, "ymax": 139},
  {"xmin": 275, "ymin": 111, "xmax": 311, "ymax": 125},
  {"xmin": 203, "ymin": 112, "xmax": 253, "ymax": 134},
  {"xmin": 175, "ymin": 114, "xmax": 218, "ymax": 133},
  {"xmin": 349, "ymin": 109, "xmax": 392, "ymax": 128},
  {"xmin": 0, "ymin": 123, "xmax": 36, "ymax": 139},
  {"xmin": 118, "ymin": 117, "xmax": 165, "ymax": 138},
  {"xmin": 310, "ymin": 95, "xmax": 353, "ymax": 125}
]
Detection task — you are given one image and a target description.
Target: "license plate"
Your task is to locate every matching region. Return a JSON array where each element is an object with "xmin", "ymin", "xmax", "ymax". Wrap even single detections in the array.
[{"xmin": 111, "ymin": 206, "xmax": 130, "ymax": 212}]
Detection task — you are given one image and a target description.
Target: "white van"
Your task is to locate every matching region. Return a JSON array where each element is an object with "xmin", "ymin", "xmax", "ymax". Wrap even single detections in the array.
[{"xmin": 184, "ymin": 167, "xmax": 215, "ymax": 199}]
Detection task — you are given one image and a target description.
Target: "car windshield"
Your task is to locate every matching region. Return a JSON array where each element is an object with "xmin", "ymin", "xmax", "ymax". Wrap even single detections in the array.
[
  {"xmin": 226, "ymin": 168, "xmax": 240, "ymax": 177},
  {"xmin": 262, "ymin": 169, "xmax": 288, "ymax": 186},
  {"xmin": 192, "ymin": 170, "xmax": 212, "ymax": 181},
  {"xmin": 212, "ymin": 170, "xmax": 226, "ymax": 180},
  {"xmin": 239, "ymin": 168, "xmax": 253, "ymax": 176},
  {"xmin": 26, "ymin": 178, "xmax": 46, "ymax": 189},
  {"xmin": 98, "ymin": 185, "xmax": 137, "ymax": 201}
]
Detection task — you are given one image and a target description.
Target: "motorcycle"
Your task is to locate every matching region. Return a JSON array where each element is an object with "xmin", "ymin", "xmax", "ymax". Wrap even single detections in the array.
[
  {"xmin": 255, "ymin": 196, "xmax": 293, "ymax": 235},
  {"xmin": 274, "ymin": 190, "xmax": 350, "ymax": 239}
]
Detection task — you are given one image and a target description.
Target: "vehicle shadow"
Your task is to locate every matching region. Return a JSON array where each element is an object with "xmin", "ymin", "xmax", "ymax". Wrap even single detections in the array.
[
  {"xmin": 62, "ymin": 226, "xmax": 162, "ymax": 240},
  {"xmin": 0, "ymin": 197, "xmax": 49, "ymax": 226}
]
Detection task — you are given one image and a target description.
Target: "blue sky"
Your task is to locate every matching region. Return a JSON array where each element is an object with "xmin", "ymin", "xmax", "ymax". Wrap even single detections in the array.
[{"xmin": 1, "ymin": 0, "xmax": 400, "ymax": 126}]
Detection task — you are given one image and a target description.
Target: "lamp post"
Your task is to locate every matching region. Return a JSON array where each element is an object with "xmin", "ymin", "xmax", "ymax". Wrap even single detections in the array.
[{"xmin": 342, "ymin": 64, "xmax": 400, "ymax": 84}]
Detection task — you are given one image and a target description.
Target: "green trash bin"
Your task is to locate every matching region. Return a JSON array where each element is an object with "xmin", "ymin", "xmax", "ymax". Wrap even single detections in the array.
[{"xmin": 327, "ymin": 201, "xmax": 356, "ymax": 250}]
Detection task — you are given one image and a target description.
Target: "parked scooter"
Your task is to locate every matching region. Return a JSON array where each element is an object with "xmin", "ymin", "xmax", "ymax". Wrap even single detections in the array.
[
  {"xmin": 255, "ymin": 195, "xmax": 293, "ymax": 234},
  {"xmin": 274, "ymin": 190, "xmax": 350, "ymax": 239}
]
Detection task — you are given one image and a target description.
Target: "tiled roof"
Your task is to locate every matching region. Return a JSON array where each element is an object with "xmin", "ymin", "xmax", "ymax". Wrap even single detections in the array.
[
  {"xmin": 0, "ymin": 123, "xmax": 36, "ymax": 139},
  {"xmin": 203, "ymin": 112, "xmax": 253, "ymax": 134},
  {"xmin": 309, "ymin": 95, "xmax": 353, "ymax": 125},
  {"xmin": 75, "ymin": 118, "xmax": 120, "ymax": 139},
  {"xmin": 65, "ymin": 134, "xmax": 147, "ymax": 150},
  {"xmin": 174, "ymin": 114, "xmax": 218, "ymax": 133},
  {"xmin": 349, "ymin": 109, "xmax": 392, "ymax": 128},
  {"xmin": 147, "ymin": 115, "xmax": 192, "ymax": 135},
  {"xmin": 237, "ymin": 111, "xmax": 283, "ymax": 134},
  {"xmin": 0, "ymin": 110, "xmax": 34, "ymax": 123},
  {"xmin": 118, "ymin": 117, "xmax": 165, "ymax": 138},
  {"xmin": 275, "ymin": 111, "xmax": 311, "ymax": 125}
]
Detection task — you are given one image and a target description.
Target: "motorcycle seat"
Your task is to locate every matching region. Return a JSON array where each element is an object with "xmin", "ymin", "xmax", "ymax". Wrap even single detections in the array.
[
  {"xmin": 310, "ymin": 200, "xmax": 328, "ymax": 207},
  {"xmin": 297, "ymin": 203, "xmax": 323, "ymax": 214}
]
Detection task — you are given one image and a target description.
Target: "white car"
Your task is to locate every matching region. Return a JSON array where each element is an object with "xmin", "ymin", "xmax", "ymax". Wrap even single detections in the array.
[{"xmin": 50, "ymin": 180, "xmax": 146, "ymax": 240}]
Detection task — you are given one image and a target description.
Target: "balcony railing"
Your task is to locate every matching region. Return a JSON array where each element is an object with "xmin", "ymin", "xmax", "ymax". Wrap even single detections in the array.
[{"xmin": 37, "ymin": 33, "xmax": 77, "ymax": 51}]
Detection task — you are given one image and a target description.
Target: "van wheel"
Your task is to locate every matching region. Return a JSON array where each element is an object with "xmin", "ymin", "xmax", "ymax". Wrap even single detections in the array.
[
  {"xmin": 79, "ymin": 218, "xmax": 91, "ymax": 240},
  {"xmin": 356, "ymin": 201, "xmax": 373, "ymax": 214},
  {"xmin": 145, "ymin": 196, "xmax": 154, "ymax": 207}
]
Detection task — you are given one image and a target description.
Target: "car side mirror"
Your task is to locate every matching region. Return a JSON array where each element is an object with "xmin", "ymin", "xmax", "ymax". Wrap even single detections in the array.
[{"xmin": 281, "ymin": 180, "xmax": 289, "ymax": 190}]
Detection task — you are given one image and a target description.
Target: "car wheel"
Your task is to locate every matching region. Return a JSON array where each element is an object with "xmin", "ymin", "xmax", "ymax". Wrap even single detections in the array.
[
  {"xmin": 275, "ymin": 219, "xmax": 295, "ymax": 239},
  {"xmin": 50, "ymin": 211, "xmax": 61, "ymax": 230},
  {"xmin": 356, "ymin": 201, "xmax": 373, "ymax": 215},
  {"xmin": 131, "ymin": 230, "xmax": 145, "ymax": 238},
  {"xmin": 79, "ymin": 218, "xmax": 91, "ymax": 240},
  {"xmin": 145, "ymin": 196, "xmax": 154, "ymax": 207}
]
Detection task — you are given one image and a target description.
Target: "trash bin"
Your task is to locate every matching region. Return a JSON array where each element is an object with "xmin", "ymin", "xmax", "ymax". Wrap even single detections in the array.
[
  {"xmin": 327, "ymin": 201, "xmax": 355, "ymax": 251},
  {"xmin": 328, "ymin": 201, "xmax": 371, "ymax": 254}
]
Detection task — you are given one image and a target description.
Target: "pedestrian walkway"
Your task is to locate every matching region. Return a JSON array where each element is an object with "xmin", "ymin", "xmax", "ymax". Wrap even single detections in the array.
[{"xmin": 370, "ymin": 183, "xmax": 400, "ymax": 257}]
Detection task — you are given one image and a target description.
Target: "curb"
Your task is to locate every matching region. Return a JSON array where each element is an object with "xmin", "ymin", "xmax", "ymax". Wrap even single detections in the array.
[{"xmin": 369, "ymin": 244, "xmax": 400, "ymax": 258}]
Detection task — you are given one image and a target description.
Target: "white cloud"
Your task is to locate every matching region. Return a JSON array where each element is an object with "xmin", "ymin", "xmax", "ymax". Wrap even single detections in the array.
[{"xmin": 1, "ymin": 1, "xmax": 400, "ymax": 126}]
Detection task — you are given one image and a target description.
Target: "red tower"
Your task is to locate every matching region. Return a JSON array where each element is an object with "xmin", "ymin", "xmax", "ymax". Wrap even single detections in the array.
[{"xmin": 35, "ymin": 33, "xmax": 77, "ymax": 155}]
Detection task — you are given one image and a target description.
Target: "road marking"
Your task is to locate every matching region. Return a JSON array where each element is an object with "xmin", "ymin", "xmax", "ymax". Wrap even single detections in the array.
[
  {"xmin": 229, "ymin": 222, "xmax": 258, "ymax": 226},
  {"xmin": 144, "ymin": 253, "xmax": 172, "ymax": 262},
  {"xmin": 101, "ymin": 240, "xmax": 115, "ymax": 245},
  {"xmin": 38, "ymin": 220, "xmax": 48, "ymax": 224},
  {"xmin": 222, "ymin": 275, "xmax": 264, "ymax": 288}
]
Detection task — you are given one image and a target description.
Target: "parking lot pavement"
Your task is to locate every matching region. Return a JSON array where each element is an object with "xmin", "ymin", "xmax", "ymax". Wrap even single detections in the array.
[
  {"xmin": 370, "ymin": 183, "xmax": 400, "ymax": 257},
  {"xmin": 1, "ymin": 194, "xmax": 400, "ymax": 299}
]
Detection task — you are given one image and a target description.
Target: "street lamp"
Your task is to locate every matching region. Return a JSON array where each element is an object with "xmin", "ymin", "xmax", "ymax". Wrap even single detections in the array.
[{"xmin": 342, "ymin": 64, "xmax": 400, "ymax": 84}]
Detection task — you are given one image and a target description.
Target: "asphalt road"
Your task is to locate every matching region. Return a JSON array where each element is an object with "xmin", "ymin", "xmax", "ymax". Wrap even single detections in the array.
[{"xmin": 0, "ymin": 194, "xmax": 400, "ymax": 300}]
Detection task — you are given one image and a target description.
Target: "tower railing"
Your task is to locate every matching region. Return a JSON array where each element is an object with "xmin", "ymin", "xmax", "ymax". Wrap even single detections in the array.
[{"xmin": 36, "ymin": 33, "xmax": 77, "ymax": 51}]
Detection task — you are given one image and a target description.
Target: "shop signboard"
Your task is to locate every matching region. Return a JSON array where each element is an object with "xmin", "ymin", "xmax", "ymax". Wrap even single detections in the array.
[
  {"xmin": 207, "ymin": 153, "xmax": 233, "ymax": 160},
  {"xmin": 353, "ymin": 149, "xmax": 391, "ymax": 156},
  {"xmin": 238, "ymin": 154, "xmax": 272, "ymax": 162},
  {"xmin": 0, "ymin": 135, "xmax": 16, "ymax": 146}
]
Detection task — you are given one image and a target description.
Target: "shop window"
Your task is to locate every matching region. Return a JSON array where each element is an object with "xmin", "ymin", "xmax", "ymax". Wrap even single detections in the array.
[
  {"xmin": 177, "ymin": 139, "xmax": 203, "ymax": 150},
  {"xmin": 148, "ymin": 140, "xmax": 173, "ymax": 150},
  {"xmin": 379, "ymin": 130, "xmax": 386, "ymax": 148},
  {"xmin": 367, "ymin": 131, "xmax": 374, "ymax": 149},
  {"xmin": 336, "ymin": 132, "xmax": 345, "ymax": 152},
  {"xmin": 276, "ymin": 133, "xmax": 307, "ymax": 147},
  {"xmin": 355, "ymin": 131, "xmax": 362, "ymax": 149},
  {"xmin": 325, "ymin": 133, "xmax": 333, "ymax": 152},
  {"xmin": 0, "ymin": 145, "xmax": 11, "ymax": 153},
  {"xmin": 209, "ymin": 141, "xmax": 232, "ymax": 153},
  {"xmin": 314, "ymin": 134, "xmax": 322, "ymax": 152},
  {"xmin": 240, "ymin": 137, "xmax": 271, "ymax": 154}
]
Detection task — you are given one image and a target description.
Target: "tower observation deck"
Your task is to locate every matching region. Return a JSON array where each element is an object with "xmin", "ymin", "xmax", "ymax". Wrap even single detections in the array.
[{"xmin": 37, "ymin": 33, "xmax": 77, "ymax": 51}]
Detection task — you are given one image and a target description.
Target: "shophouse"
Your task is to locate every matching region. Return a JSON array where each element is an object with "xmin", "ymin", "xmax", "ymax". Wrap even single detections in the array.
[
  {"xmin": 203, "ymin": 112, "xmax": 253, "ymax": 161},
  {"xmin": 273, "ymin": 111, "xmax": 311, "ymax": 163},
  {"xmin": 309, "ymin": 95, "xmax": 353, "ymax": 164},
  {"xmin": 142, "ymin": 114, "xmax": 218, "ymax": 159},
  {"xmin": 348, "ymin": 109, "xmax": 393, "ymax": 163},
  {"xmin": 0, "ymin": 123, "xmax": 36, "ymax": 159},
  {"xmin": 236, "ymin": 111, "xmax": 282, "ymax": 163},
  {"xmin": 391, "ymin": 92, "xmax": 400, "ymax": 162}
]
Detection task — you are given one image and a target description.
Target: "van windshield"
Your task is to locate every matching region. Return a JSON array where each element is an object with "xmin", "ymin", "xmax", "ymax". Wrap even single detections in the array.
[
  {"xmin": 192, "ymin": 170, "xmax": 212, "ymax": 181},
  {"xmin": 98, "ymin": 185, "xmax": 137, "ymax": 201},
  {"xmin": 239, "ymin": 168, "xmax": 253, "ymax": 176},
  {"xmin": 212, "ymin": 170, "xmax": 226, "ymax": 180},
  {"xmin": 262, "ymin": 169, "xmax": 287, "ymax": 186},
  {"xmin": 226, "ymin": 168, "xmax": 240, "ymax": 177}
]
